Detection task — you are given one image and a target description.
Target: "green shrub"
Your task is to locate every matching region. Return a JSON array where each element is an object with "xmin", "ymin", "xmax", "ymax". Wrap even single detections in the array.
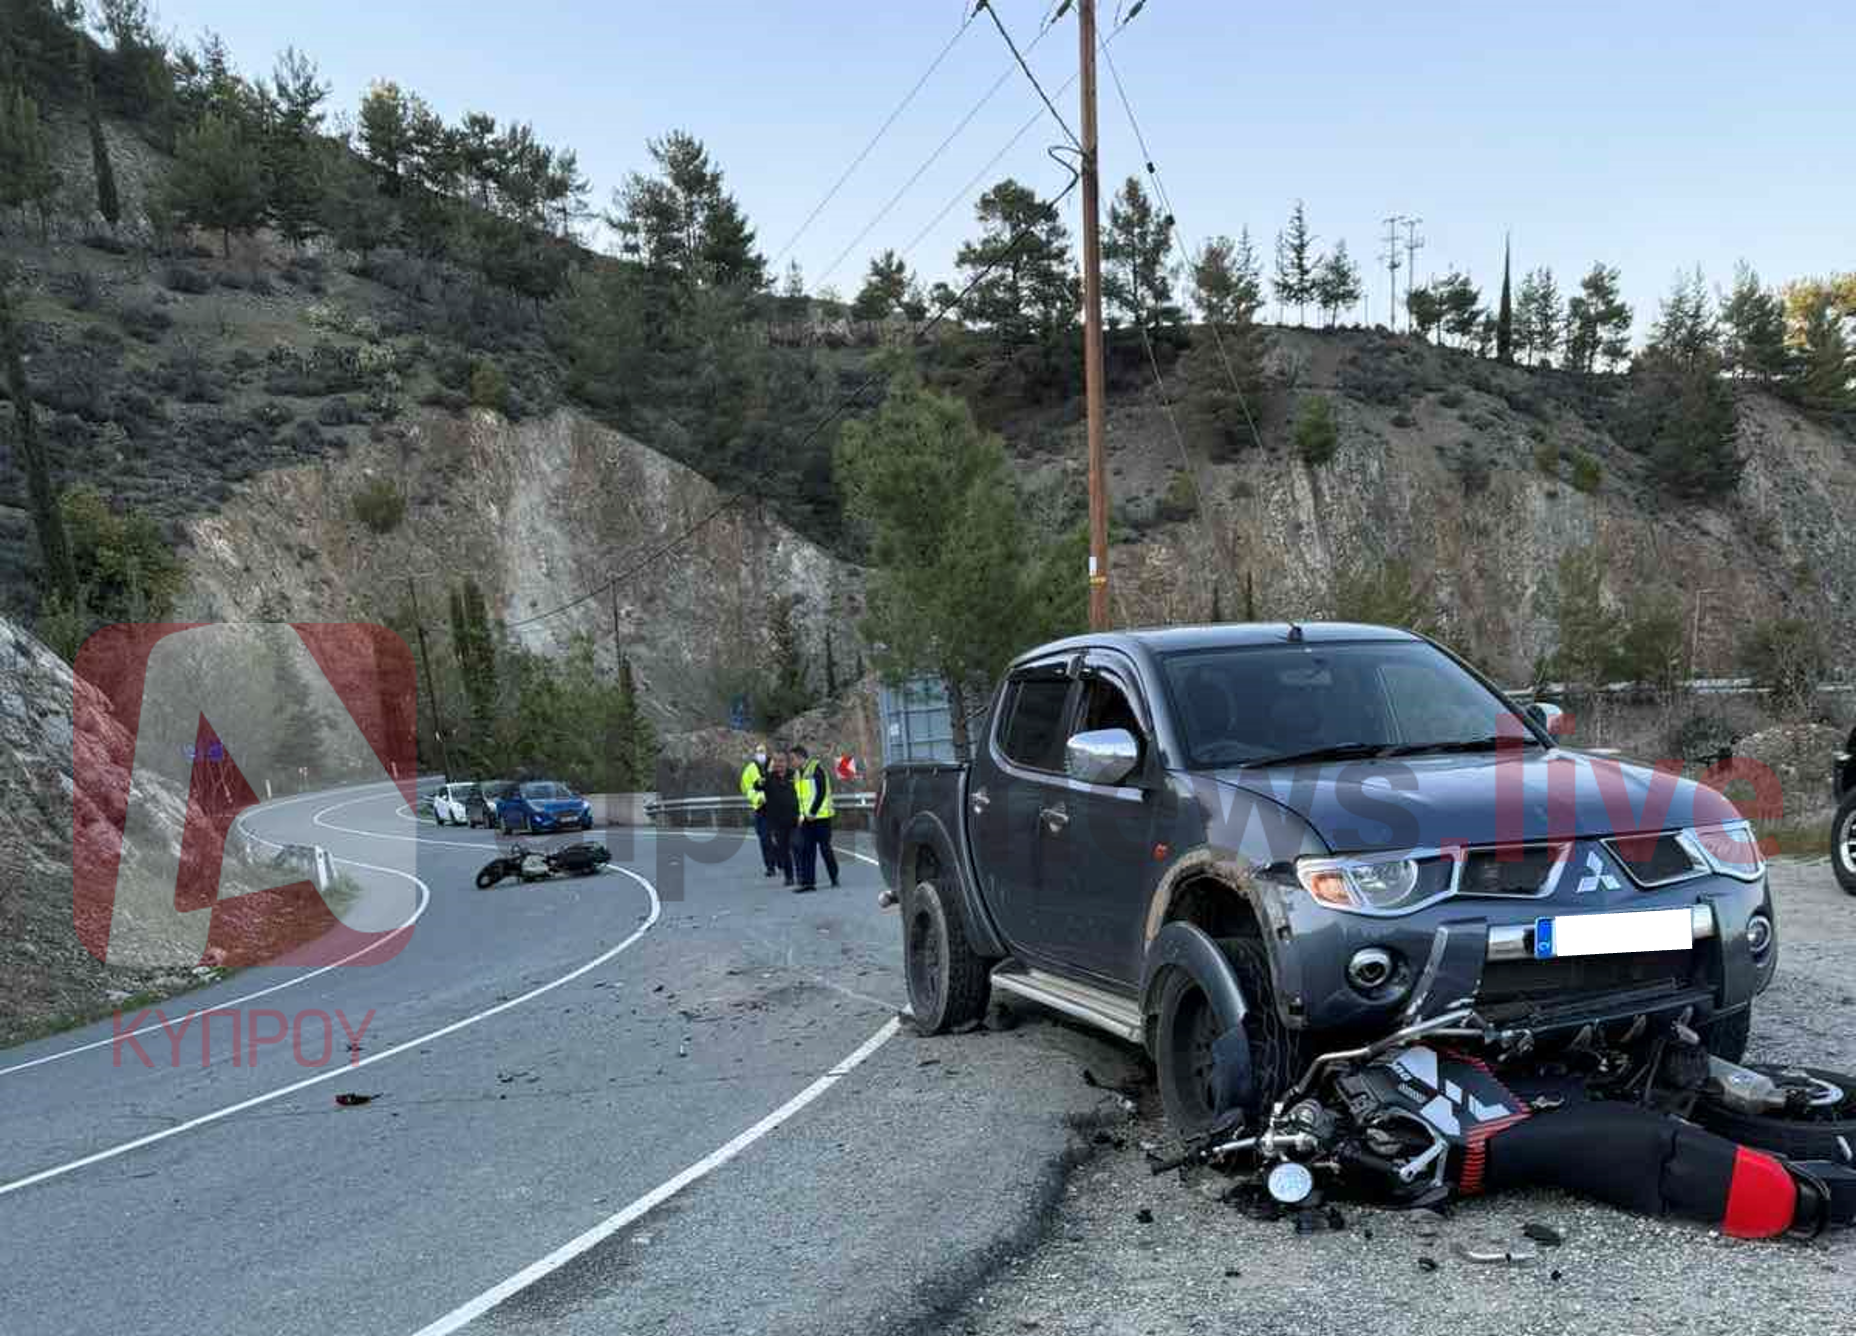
[
  {"xmin": 1739, "ymin": 617, "xmax": 1826, "ymax": 711},
  {"xmin": 1569, "ymin": 450, "xmax": 1602, "ymax": 494},
  {"xmin": 1390, "ymin": 411, "xmax": 1416, "ymax": 429},
  {"xmin": 469, "ymin": 358, "xmax": 508, "ymax": 412},
  {"xmin": 1155, "ymin": 470, "xmax": 1199, "ymax": 522},
  {"xmin": 162, "ymin": 264, "xmax": 212, "ymax": 295},
  {"xmin": 1437, "ymin": 388, "xmax": 1465, "ymax": 409},
  {"xmin": 1533, "ymin": 441, "xmax": 1561, "ymax": 476},
  {"xmin": 1293, "ymin": 395, "xmax": 1339, "ymax": 465},
  {"xmin": 351, "ymin": 477, "xmax": 407, "ymax": 534}
]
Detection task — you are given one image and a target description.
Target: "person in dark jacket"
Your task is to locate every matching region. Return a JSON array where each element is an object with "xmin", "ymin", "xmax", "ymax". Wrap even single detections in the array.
[{"xmin": 759, "ymin": 750, "xmax": 800, "ymax": 887}]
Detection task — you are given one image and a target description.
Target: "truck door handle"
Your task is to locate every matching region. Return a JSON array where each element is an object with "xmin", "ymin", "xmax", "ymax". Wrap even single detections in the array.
[
  {"xmin": 1040, "ymin": 803, "xmax": 1069, "ymax": 833},
  {"xmin": 970, "ymin": 789, "xmax": 991, "ymax": 814}
]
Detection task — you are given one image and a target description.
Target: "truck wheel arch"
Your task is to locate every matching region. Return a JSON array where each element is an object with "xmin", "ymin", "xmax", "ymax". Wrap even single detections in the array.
[
  {"xmin": 896, "ymin": 809, "xmax": 1007, "ymax": 961},
  {"xmin": 1141, "ymin": 851, "xmax": 1300, "ymax": 1033}
]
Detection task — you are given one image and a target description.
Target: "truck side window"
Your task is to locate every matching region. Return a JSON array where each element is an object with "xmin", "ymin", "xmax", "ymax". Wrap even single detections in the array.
[
  {"xmin": 1077, "ymin": 676, "xmax": 1142, "ymax": 742},
  {"xmin": 999, "ymin": 675, "xmax": 1071, "ymax": 771}
]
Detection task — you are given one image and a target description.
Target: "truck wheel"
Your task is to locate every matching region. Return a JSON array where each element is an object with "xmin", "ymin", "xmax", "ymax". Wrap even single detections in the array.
[
  {"xmin": 1703, "ymin": 1006, "xmax": 1753, "ymax": 1064},
  {"xmin": 1833, "ymin": 788, "xmax": 1856, "ymax": 896},
  {"xmin": 1155, "ymin": 937, "xmax": 1298, "ymax": 1135},
  {"xmin": 902, "ymin": 879, "xmax": 990, "ymax": 1034}
]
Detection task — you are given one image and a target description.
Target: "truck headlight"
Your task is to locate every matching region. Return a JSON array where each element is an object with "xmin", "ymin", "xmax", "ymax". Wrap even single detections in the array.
[
  {"xmin": 1295, "ymin": 851, "xmax": 1456, "ymax": 912},
  {"xmin": 1677, "ymin": 820, "xmax": 1766, "ymax": 882}
]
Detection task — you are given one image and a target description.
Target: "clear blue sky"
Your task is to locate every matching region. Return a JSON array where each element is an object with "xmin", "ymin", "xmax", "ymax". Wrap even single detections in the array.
[{"xmin": 151, "ymin": 0, "xmax": 1850, "ymax": 336}]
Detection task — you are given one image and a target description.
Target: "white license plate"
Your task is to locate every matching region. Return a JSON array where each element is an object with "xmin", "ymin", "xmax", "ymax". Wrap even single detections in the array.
[{"xmin": 1534, "ymin": 907, "xmax": 1693, "ymax": 959}]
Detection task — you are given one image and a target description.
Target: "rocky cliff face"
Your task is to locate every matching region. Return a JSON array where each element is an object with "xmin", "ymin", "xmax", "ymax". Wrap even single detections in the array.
[
  {"xmin": 1074, "ymin": 330, "xmax": 1855, "ymax": 684},
  {"xmin": 0, "ymin": 614, "xmax": 246, "ymax": 1044},
  {"xmin": 179, "ymin": 407, "xmax": 866, "ymax": 733}
]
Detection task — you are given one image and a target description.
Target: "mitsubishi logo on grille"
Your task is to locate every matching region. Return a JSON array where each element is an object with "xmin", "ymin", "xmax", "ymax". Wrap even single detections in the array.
[{"xmin": 1574, "ymin": 850, "xmax": 1622, "ymax": 895}]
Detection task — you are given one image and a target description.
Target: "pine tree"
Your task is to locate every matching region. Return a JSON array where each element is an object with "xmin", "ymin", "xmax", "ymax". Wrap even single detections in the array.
[
  {"xmin": 270, "ymin": 639, "xmax": 328, "ymax": 781},
  {"xmin": 1496, "ymin": 236, "xmax": 1515, "ymax": 364},
  {"xmin": 1102, "ymin": 175, "xmax": 1178, "ymax": 332},
  {"xmin": 264, "ymin": 46, "xmax": 328, "ymax": 247},
  {"xmin": 1787, "ymin": 286, "xmax": 1854, "ymax": 412},
  {"xmin": 1273, "ymin": 200, "xmax": 1317, "ymax": 324},
  {"xmin": 318, "ymin": 140, "xmax": 396, "ymax": 262},
  {"xmin": 0, "ymin": 271, "xmax": 76, "ymax": 606},
  {"xmin": 1719, "ymin": 262, "xmax": 1788, "ymax": 383},
  {"xmin": 1517, "ymin": 266, "xmax": 1560, "ymax": 366},
  {"xmin": 0, "ymin": 85, "xmax": 59, "ymax": 237},
  {"xmin": 851, "ymin": 248, "xmax": 909, "ymax": 321},
  {"xmin": 1436, "ymin": 270, "xmax": 1483, "ymax": 348},
  {"xmin": 358, "ymin": 81, "xmax": 410, "ymax": 194},
  {"xmin": 1191, "ymin": 229, "xmax": 1263, "ymax": 328},
  {"xmin": 167, "ymin": 112, "xmax": 267, "ymax": 256},
  {"xmin": 955, "ymin": 178, "xmax": 1077, "ymax": 342},
  {"xmin": 1312, "ymin": 241, "xmax": 1362, "ymax": 327},
  {"xmin": 1406, "ymin": 282, "xmax": 1444, "ymax": 344},
  {"xmin": 1646, "ymin": 267, "xmax": 1717, "ymax": 370},
  {"xmin": 1565, "ymin": 263, "xmax": 1632, "ymax": 373}
]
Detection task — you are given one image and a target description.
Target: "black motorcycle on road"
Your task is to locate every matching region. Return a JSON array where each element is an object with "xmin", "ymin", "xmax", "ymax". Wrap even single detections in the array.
[{"xmin": 475, "ymin": 839, "xmax": 609, "ymax": 888}]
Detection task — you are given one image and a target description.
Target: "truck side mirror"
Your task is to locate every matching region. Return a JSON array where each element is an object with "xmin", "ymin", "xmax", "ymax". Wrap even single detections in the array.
[
  {"xmin": 1065, "ymin": 728, "xmax": 1141, "ymax": 787},
  {"xmin": 1527, "ymin": 702, "xmax": 1572, "ymax": 738}
]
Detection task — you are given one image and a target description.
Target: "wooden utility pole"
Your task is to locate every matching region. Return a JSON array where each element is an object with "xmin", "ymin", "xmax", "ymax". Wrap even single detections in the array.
[
  {"xmin": 1078, "ymin": 0, "xmax": 1110, "ymax": 630},
  {"xmin": 406, "ymin": 576, "xmax": 452, "ymax": 779}
]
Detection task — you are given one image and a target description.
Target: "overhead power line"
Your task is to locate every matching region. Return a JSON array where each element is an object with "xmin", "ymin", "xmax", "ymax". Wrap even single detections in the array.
[
  {"xmin": 1097, "ymin": 36, "xmax": 1266, "ymax": 456},
  {"xmin": 769, "ymin": 11, "xmax": 978, "ymax": 269},
  {"xmin": 510, "ymin": 174, "xmax": 1084, "ymax": 631},
  {"xmin": 816, "ymin": 13, "xmax": 1063, "ymax": 287},
  {"xmin": 978, "ymin": 0, "xmax": 1079, "ymax": 146}
]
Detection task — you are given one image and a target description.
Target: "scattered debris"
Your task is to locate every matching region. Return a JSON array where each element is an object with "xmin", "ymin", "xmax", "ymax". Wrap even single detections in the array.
[
  {"xmin": 334, "ymin": 1093, "xmax": 379, "ymax": 1107},
  {"xmin": 1453, "ymin": 1238, "xmax": 1538, "ymax": 1265},
  {"xmin": 1223, "ymin": 1268, "xmax": 1243, "ymax": 1279},
  {"xmin": 1523, "ymin": 1222, "xmax": 1565, "ymax": 1247},
  {"xmin": 1550, "ymin": 1268, "xmax": 1564, "ymax": 1282},
  {"xmin": 1134, "ymin": 1208, "xmax": 1155, "ymax": 1224},
  {"xmin": 1417, "ymin": 1256, "xmax": 1439, "ymax": 1272}
]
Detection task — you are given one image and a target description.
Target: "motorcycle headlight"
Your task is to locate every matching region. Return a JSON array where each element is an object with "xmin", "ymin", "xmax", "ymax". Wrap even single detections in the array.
[
  {"xmin": 1295, "ymin": 851, "xmax": 1456, "ymax": 913},
  {"xmin": 1677, "ymin": 820, "xmax": 1766, "ymax": 882}
]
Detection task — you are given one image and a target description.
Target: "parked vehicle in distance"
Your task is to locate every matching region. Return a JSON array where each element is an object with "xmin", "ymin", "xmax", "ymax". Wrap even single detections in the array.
[
  {"xmin": 875, "ymin": 623, "xmax": 1780, "ymax": 1135},
  {"xmin": 432, "ymin": 782, "xmax": 479, "ymax": 827},
  {"xmin": 1832, "ymin": 726, "xmax": 1856, "ymax": 896},
  {"xmin": 496, "ymin": 779, "xmax": 594, "ymax": 834},
  {"xmin": 471, "ymin": 780, "xmax": 516, "ymax": 830}
]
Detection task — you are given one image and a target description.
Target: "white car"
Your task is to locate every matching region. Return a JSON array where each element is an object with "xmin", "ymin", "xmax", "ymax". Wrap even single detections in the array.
[{"xmin": 432, "ymin": 782, "xmax": 479, "ymax": 827}]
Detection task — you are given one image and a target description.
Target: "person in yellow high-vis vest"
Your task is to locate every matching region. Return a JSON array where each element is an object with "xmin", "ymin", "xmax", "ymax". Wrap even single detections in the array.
[
  {"xmin": 739, "ymin": 744, "xmax": 776, "ymax": 877},
  {"xmin": 790, "ymin": 744, "xmax": 838, "ymax": 892}
]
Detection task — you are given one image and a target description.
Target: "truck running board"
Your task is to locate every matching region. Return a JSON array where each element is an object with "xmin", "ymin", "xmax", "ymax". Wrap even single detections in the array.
[{"xmin": 990, "ymin": 962, "xmax": 1145, "ymax": 1044}]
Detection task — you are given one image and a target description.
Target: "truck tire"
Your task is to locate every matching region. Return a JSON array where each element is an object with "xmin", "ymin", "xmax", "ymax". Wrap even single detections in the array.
[
  {"xmin": 1833, "ymin": 788, "xmax": 1856, "ymax": 896},
  {"xmin": 1155, "ymin": 937, "xmax": 1298, "ymax": 1136},
  {"xmin": 902, "ymin": 879, "xmax": 990, "ymax": 1034},
  {"xmin": 1703, "ymin": 1006, "xmax": 1753, "ymax": 1064}
]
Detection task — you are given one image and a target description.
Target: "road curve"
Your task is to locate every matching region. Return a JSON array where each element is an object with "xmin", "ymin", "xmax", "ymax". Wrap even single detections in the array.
[{"xmin": 0, "ymin": 784, "xmax": 1142, "ymax": 1335}]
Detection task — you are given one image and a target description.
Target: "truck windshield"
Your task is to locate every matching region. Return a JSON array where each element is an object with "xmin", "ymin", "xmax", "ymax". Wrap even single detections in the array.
[{"xmin": 1158, "ymin": 641, "xmax": 1537, "ymax": 768}]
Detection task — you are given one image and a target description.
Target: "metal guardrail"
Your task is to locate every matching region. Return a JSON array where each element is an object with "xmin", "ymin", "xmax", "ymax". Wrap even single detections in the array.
[{"xmin": 646, "ymin": 792, "xmax": 876, "ymax": 829}]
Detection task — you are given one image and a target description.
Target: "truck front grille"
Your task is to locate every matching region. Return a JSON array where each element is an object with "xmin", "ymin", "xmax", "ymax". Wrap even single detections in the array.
[{"xmin": 1479, "ymin": 949, "xmax": 1695, "ymax": 1005}]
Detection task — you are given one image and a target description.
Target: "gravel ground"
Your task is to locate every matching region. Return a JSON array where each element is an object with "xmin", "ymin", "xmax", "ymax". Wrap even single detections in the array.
[{"xmin": 935, "ymin": 858, "xmax": 1856, "ymax": 1336}]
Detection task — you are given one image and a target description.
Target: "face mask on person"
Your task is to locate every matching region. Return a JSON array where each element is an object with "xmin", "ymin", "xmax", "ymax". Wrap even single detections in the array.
[{"xmin": 754, "ymin": 750, "xmax": 767, "ymax": 765}]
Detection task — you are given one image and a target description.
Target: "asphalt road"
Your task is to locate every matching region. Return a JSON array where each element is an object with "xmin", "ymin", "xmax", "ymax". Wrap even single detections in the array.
[{"xmin": 0, "ymin": 782, "xmax": 1135, "ymax": 1336}]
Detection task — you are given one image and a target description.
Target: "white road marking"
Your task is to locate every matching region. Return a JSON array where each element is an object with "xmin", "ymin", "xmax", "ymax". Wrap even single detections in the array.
[
  {"xmin": 407, "ymin": 1015, "xmax": 902, "ymax": 1336},
  {"xmin": 2, "ymin": 786, "xmax": 434, "ymax": 1079},
  {"xmin": 0, "ymin": 870, "xmax": 662, "ymax": 1199}
]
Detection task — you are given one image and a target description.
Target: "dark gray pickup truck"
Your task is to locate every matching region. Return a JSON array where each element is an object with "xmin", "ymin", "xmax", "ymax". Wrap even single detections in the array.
[{"xmin": 876, "ymin": 623, "xmax": 1780, "ymax": 1131}]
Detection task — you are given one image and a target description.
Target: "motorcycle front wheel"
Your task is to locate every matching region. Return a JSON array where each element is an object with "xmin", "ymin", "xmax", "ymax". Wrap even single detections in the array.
[
  {"xmin": 1696, "ymin": 1064, "xmax": 1856, "ymax": 1161},
  {"xmin": 476, "ymin": 862, "xmax": 509, "ymax": 889}
]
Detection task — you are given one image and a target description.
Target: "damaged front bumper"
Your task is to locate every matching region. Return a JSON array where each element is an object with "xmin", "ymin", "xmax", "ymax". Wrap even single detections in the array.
[{"xmin": 1273, "ymin": 872, "xmax": 1778, "ymax": 1039}]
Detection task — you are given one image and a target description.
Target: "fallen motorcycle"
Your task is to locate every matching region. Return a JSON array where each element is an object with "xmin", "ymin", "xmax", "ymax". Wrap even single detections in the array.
[
  {"xmin": 1153, "ymin": 1005, "xmax": 1856, "ymax": 1241},
  {"xmin": 475, "ymin": 840, "xmax": 609, "ymax": 889}
]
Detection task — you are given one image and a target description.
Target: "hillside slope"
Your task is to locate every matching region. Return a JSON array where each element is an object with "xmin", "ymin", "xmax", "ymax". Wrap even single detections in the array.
[
  {"xmin": 180, "ymin": 405, "xmax": 864, "ymax": 732},
  {"xmin": 1038, "ymin": 328, "xmax": 1855, "ymax": 683}
]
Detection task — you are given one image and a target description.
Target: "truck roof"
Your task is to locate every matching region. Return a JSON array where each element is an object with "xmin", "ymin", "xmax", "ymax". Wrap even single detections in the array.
[{"xmin": 1012, "ymin": 622, "xmax": 1422, "ymax": 668}]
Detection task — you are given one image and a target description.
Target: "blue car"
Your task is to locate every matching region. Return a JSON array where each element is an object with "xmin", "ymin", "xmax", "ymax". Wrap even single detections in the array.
[{"xmin": 496, "ymin": 780, "xmax": 594, "ymax": 834}]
